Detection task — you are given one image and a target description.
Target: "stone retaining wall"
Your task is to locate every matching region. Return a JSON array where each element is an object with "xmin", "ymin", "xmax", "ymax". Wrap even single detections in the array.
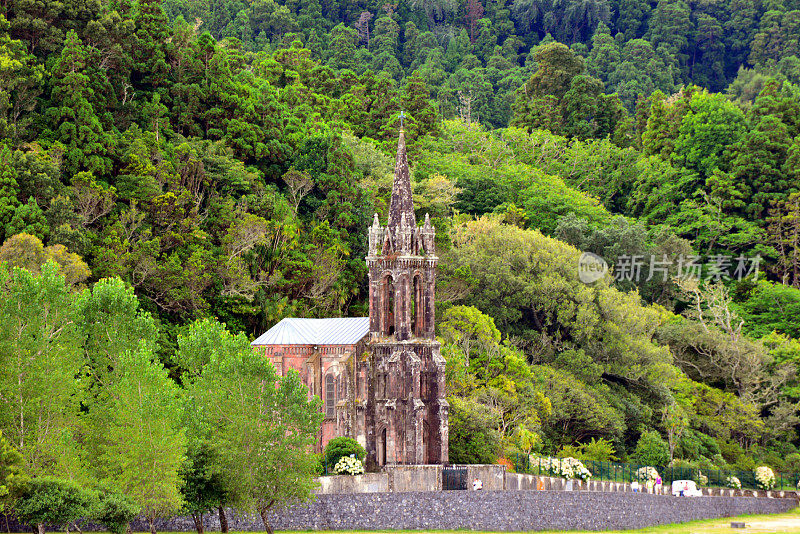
[
  {"xmin": 132, "ymin": 490, "xmax": 797, "ymax": 532},
  {"xmin": 5, "ymin": 489, "xmax": 796, "ymax": 532}
]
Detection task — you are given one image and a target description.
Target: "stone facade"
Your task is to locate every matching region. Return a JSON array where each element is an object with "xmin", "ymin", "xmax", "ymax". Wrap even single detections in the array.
[
  {"xmin": 254, "ymin": 341, "xmax": 367, "ymax": 452},
  {"xmin": 364, "ymin": 130, "xmax": 448, "ymax": 468},
  {"xmin": 253, "ymin": 130, "xmax": 448, "ymax": 465}
]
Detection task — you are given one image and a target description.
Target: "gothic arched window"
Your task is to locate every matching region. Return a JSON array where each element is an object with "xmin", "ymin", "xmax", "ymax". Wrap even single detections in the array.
[
  {"xmin": 383, "ymin": 275, "xmax": 395, "ymax": 336},
  {"xmin": 412, "ymin": 274, "xmax": 424, "ymax": 337},
  {"xmin": 325, "ymin": 374, "xmax": 335, "ymax": 418}
]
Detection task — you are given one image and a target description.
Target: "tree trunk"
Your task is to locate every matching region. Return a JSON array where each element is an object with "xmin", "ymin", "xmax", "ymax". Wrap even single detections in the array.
[
  {"xmin": 258, "ymin": 509, "xmax": 274, "ymax": 534},
  {"xmin": 217, "ymin": 507, "xmax": 228, "ymax": 533},
  {"xmin": 37, "ymin": 524, "xmax": 45, "ymax": 534},
  {"xmin": 191, "ymin": 513, "xmax": 204, "ymax": 534},
  {"xmin": 148, "ymin": 517, "xmax": 156, "ymax": 534}
]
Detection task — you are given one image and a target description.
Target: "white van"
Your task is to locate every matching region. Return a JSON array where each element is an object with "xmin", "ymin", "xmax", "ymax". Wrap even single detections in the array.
[{"xmin": 672, "ymin": 479, "xmax": 703, "ymax": 497}]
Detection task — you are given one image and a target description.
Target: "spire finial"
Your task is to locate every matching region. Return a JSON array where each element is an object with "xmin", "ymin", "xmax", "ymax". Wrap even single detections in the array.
[
  {"xmin": 399, "ymin": 110, "xmax": 405, "ymax": 130},
  {"xmin": 387, "ymin": 128, "xmax": 415, "ymax": 229}
]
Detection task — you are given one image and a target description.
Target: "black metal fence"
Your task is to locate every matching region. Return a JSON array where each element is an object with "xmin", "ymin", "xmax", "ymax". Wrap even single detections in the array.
[
  {"xmin": 442, "ymin": 466, "xmax": 469, "ymax": 490},
  {"xmin": 514, "ymin": 455, "xmax": 800, "ymax": 490}
]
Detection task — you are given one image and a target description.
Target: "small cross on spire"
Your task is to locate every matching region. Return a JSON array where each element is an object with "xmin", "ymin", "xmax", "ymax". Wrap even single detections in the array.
[{"xmin": 399, "ymin": 110, "xmax": 405, "ymax": 130}]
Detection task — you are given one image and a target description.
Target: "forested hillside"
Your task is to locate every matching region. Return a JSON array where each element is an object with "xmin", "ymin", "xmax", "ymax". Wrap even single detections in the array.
[{"xmin": 3, "ymin": 0, "xmax": 800, "ymax": 482}]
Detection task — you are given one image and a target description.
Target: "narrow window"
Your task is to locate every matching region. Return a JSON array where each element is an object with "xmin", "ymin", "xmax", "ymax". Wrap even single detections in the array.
[
  {"xmin": 412, "ymin": 275, "xmax": 424, "ymax": 336},
  {"xmin": 325, "ymin": 374, "xmax": 335, "ymax": 418},
  {"xmin": 384, "ymin": 275, "xmax": 395, "ymax": 335}
]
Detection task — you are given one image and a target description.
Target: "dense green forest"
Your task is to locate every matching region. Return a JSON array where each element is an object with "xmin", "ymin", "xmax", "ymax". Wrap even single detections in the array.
[{"xmin": 3, "ymin": 0, "xmax": 800, "ymax": 499}]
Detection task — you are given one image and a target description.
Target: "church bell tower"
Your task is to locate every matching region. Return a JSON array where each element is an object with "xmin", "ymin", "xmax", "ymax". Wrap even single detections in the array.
[{"xmin": 364, "ymin": 127, "xmax": 448, "ymax": 468}]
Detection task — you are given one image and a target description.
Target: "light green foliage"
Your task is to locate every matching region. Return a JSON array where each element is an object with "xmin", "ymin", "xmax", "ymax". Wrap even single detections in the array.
[
  {"xmin": 673, "ymin": 91, "xmax": 746, "ymax": 177},
  {"xmin": 0, "ymin": 262, "xmax": 84, "ymax": 478},
  {"xmin": 179, "ymin": 318, "xmax": 323, "ymax": 532},
  {"xmin": 734, "ymin": 280, "xmax": 800, "ymax": 339},
  {"xmin": 95, "ymin": 346, "xmax": 186, "ymax": 528},
  {"xmin": 440, "ymin": 305, "xmax": 501, "ymax": 365},
  {"xmin": 418, "ymin": 121, "xmax": 613, "ymax": 233},
  {"xmin": 577, "ymin": 437, "xmax": 618, "ymax": 462},
  {"xmin": 632, "ymin": 430, "xmax": 670, "ymax": 466},
  {"xmin": 2, "ymin": 0, "xmax": 800, "ymax": 484}
]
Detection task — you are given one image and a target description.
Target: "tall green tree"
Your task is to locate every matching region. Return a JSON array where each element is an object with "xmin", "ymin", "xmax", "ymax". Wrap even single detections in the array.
[
  {"xmin": 45, "ymin": 30, "xmax": 112, "ymax": 176},
  {"xmin": 0, "ymin": 262, "xmax": 84, "ymax": 479},
  {"xmin": 179, "ymin": 319, "xmax": 323, "ymax": 534}
]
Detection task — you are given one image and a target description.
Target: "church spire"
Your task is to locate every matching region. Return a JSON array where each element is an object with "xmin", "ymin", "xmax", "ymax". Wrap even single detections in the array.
[{"xmin": 387, "ymin": 127, "xmax": 416, "ymax": 228}]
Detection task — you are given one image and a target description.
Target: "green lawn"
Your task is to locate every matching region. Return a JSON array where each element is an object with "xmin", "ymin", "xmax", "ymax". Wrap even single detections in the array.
[{"xmin": 274, "ymin": 508, "xmax": 800, "ymax": 533}]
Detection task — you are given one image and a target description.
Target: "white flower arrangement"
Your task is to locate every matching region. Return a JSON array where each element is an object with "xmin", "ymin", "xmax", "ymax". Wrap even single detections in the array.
[
  {"xmin": 532, "ymin": 456, "xmax": 592, "ymax": 481},
  {"xmin": 697, "ymin": 471, "xmax": 708, "ymax": 486},
  {"xmin": 334, "ymin": 455, "xmax": 365, "ymax": 475},
  {"xmin": 726, "ymin": 476, "xmax": 742, "ymax": 489},
  {"xmin": 755, "ymin": 466, "xmax": 775, "ymax": 490},
  {"xmin": 635, "ymin": 466, "xmax": 659, "ymax": 485}
]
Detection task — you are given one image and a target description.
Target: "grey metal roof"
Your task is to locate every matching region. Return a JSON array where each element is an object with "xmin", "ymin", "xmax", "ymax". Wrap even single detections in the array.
[{"xmin": 251, "ymin": 317, "xmax": 370, "ymax": 346}]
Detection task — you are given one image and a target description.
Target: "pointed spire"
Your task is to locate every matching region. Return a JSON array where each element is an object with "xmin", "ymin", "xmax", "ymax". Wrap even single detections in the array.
[
  {"xmin": 372, "ymin": 213, "xmax": 381, "ymax": 227},
  {"xmin": 387, "ymin": 129, "xmax": 416, "ymax": 229}
]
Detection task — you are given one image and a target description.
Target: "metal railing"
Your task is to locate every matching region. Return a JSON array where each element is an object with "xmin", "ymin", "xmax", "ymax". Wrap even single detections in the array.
[{"xmin": 513, "ymin": 455, "xmax": 800, "ymax": 490}]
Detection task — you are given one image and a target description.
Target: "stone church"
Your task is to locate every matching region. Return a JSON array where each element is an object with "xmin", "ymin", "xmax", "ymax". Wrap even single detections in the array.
[{"xmin": 251, "ymin": 129, "xmax": 448, "ymax": 468}]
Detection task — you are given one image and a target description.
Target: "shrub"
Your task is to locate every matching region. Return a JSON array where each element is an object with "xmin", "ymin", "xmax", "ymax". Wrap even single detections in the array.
[
  {"xmin": 333, "ymin": 456, "xmax": 365, "ymax": 475},
  {"xmin": 15, "ymin": 477, "xmax": 94, "ymax": 534},
  {"xmin": 755, "ymin": 466, "xmax": 776, "ymax": 490},
  {"xmin": 534, "ymin": 456, "xmax": 592, "ymax": 481},
  {"xmin": 578, "ymin": 438, "xmax": 617, "ymax": 462},
  {"xmin": 0, "ymin": 430, "xmax": 28, "ymax": 513},
  {"xmin": 91, "ymin": 489, "xmax": 139, "ymax": 534},
  {"xmin": 323, "ymin": 437, "xmax": 366, "ymax": 471},
  {"xmin": 632, "ymin": 430, "xmax": 669, "ymax": 467},
  {"xmin": 726, "ymin": 476, "xmax": 742, "ymax": 489}
]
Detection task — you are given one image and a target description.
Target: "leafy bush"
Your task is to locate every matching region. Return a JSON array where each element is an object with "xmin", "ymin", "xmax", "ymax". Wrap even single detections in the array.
[
  {"xmin": 0, "ymin": 430, "xmax": 28, "ymax": 513},
  {"xmin": 91, "ymin": 489, "xmax": 139, "ymax": 534},
  {"xmin": 323, "ymin": 437, "xmax": 366, "ymax": 471},
  {"xmin": 333, "ymin": 456, "xmax": 364, "ymax": 475},
  {"xmin": 15, "ymin": 477, "xmax": 94, "ymax": 533},
  {"xmin": 578, "ymin": 438, "xmax": 617, "ymax": 462},
  {"xmin": 534, "ymin": 456, "xmax": 592, "ymax": 481},
  {"xmin": 755, "ymin": 466, "xmax": 776, "ymax": 490},
  {"xmin": 632, "ymin": 430, "xmax": 670, "ymax": 467},
  {"xmin": 726, "ymin": 476, "xmax": 742, "ymax": 489}
]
